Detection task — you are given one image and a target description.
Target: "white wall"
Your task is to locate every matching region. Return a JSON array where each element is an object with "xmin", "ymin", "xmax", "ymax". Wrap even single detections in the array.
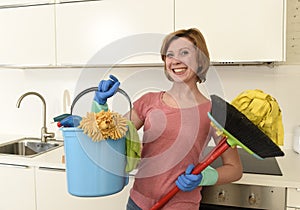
[
  {"xmin": 0, "ymin": 68, "xmax": 81, "ymax": 139},
  {"xmin": 0, "ymin": 64, "xmax": 298, "ymax": 148},
  {"xmin": 215, "ymin": 65, "xmax": 300, "ymax": 149}
]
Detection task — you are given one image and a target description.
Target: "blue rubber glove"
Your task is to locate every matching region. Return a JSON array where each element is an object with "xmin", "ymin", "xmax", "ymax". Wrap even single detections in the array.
[
  {"xmin": 94, "ymin": 75, "xmax": 120, "ymax": 105},
  {"xmin": 58, "ymin": 115, "xmax": 82, "ymax": 127},
  {"xmin": 176, "ymin": 164, "xmax": 203, "ymax": 192}
]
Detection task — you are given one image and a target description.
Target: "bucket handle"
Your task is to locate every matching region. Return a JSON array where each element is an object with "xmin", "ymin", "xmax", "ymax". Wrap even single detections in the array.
[{"xmin": 70, "ymin": 87, "xmax": 132, "ymax": 120}]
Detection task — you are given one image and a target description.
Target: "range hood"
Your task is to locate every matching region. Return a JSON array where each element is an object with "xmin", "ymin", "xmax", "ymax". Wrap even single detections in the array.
[{"xmin": 210, "ymin": 61, "xmax": 280, "ymax": 67}]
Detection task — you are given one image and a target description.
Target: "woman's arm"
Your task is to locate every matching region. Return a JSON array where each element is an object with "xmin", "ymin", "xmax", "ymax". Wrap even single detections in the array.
[
  {"xmin": 215, "ymin": 146, "xmax": 243, "ymax": 185},
  {"xmin": 209, "ymin": 125, "xmax": 243, "ymax": 185},
  {"xmin": 124, "ymin": 108, "xmax": 144, "ymax": 130}
]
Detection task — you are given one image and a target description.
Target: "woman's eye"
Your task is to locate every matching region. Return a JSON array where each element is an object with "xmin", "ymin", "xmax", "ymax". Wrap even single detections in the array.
[
  {"xmin": 166, "ymin": 53, "xmax": 174, "ymax": 58},
  {"xmin": 181, "ymin": 50, "xmax": 189, "ymax": 56}
]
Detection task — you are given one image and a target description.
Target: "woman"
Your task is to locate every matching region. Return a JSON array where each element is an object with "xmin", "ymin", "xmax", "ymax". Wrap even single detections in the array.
[{"xmin": 95, "ymin": 28, "xmax": 243, "ymax": 210}]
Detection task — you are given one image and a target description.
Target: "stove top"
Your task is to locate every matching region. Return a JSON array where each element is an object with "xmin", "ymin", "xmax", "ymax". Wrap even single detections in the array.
[{"xmin": 205, "ymin": 146, "xmax": 283, "ymax": 176}]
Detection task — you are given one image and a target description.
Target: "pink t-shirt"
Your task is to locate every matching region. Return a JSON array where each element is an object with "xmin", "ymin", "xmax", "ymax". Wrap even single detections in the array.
[{"xmin": 130, "ymin": 92, "xmax": 212, "ymax": 210}]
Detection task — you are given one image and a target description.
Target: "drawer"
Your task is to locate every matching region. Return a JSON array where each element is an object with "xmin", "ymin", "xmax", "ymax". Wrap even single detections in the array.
[{"xmin": 287, "ymin": 188, "xmax": 300, "ymax": 208}]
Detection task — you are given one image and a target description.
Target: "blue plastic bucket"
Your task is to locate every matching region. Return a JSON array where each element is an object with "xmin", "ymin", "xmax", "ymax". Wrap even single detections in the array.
[{"xmin": 61, "ymin": 127, "xmax": 127, "ymax": 197}]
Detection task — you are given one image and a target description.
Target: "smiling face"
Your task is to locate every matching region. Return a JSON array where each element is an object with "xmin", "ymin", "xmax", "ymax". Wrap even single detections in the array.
[
  {"xmin": 161, "ymin": 28, "xmax": 210, "ymax": 83},
  {"xmin": 165, "ymin": 37, "xmax": 199, "ymax": 83}
]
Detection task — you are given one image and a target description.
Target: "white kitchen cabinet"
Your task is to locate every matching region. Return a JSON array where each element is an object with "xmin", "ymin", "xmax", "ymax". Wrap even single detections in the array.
[
  {"xmin": 175, "ymin": 0, "xmax": 286, "ymax": 63},
  {"xmin": 35, "ymin": 167, "xmax": 133, "ymax": 210},
  {"xmin": 0, "ymin": 163, "xmax": 36, "ymax": 210},
  {"xmin": 56, "ymin": 0, "xmax": 173, "ymax": 66},
  {"xmin": 0, "ymin": 4, "xmax": 56, "ymax": 66},
  {"xmin": 287, "ymin": 188, "xmax": 300, "ymax": 209}
]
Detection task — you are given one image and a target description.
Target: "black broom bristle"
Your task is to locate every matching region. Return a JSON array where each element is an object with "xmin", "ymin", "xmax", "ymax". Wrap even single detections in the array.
[{"xmin": 210, "ymin": 95, "xmax": 284, "ymax": 158}]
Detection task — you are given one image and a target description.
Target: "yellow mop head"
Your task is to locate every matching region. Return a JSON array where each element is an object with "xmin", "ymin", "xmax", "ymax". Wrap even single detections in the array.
[{"xmin": 78, "ymin": 110, "xmax": 128, "ymax": 141}]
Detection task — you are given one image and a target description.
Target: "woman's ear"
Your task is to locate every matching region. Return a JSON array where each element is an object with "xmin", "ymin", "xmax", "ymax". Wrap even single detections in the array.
[
  {"xmin": 197, "ymin": 66, "xmax": 206, "ymax": 83},
  {"xmin": 197, "ymin": 66, "xmax": 203, "ymax": 72}
]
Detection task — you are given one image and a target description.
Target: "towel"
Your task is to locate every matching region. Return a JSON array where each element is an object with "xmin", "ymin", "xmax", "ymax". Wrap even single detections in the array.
[
  {"xmin": 125, "ymin": 120, "xmax": 141, "ymax": 172},
  {"xmin": 231, "ymin": 89, "xmax": 284, "ymax": 146}
]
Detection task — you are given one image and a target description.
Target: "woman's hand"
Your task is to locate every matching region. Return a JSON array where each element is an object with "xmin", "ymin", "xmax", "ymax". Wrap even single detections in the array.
[
  {"xmin": 175, "ymin": 164, "xmax": 203, "ymax": 192},
  {"xmin": 94, "ymin": 75, "xmax": 120, "ymax": 105}
]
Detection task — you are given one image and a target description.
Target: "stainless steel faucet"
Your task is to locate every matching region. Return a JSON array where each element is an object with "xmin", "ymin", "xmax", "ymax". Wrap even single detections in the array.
[{"xmin": 16, "ymin": 92, "xmax": 55, "ymax": 143}]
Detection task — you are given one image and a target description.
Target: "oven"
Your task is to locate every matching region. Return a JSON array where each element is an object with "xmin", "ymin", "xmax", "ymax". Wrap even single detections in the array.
[
  {"xmin": 200, "ymin": 147, "xmax": 286, "ymax": 209},
  {"xmin": 200, "ymin": 183, "xmax": 286, "ymax": 209}
]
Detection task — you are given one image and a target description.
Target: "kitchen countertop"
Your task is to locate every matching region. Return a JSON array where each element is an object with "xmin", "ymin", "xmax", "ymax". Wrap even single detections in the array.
[
  {"xmin": 236, "ymin": 149, "xmax": 300, "ymax": 189},
  {"xmin": 1, "ymin": 135, "xmax": 300, "ymax": 189},
  {"xmin": 0, "ymin": 135, "xmax": 65, "ymax": 169}
]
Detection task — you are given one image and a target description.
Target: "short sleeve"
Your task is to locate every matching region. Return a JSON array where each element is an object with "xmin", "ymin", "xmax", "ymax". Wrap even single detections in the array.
[{"xmin": 133, "ymin": 92, "xmax": 159, "ymax": 123}]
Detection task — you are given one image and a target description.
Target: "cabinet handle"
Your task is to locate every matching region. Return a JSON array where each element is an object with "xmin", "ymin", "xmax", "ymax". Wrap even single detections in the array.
[
  {"xmin": 38, "ymin": 167, "xmax": 65, "ymax": 172},
  {"xmin": 0, "ymin": 163, "xmax": 29, "ymax": 169}
]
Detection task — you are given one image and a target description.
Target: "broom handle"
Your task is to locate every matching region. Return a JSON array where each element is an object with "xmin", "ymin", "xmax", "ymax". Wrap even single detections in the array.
[{"xmin": 150, "ymin": 136, "xmax": 230, "ymax": 210}]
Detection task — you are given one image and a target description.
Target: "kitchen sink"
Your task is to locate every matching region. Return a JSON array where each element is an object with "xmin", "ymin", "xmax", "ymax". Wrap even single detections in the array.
[{"xmin": 0, "ymin": 138, "xmax": 63, "ymax": 158}]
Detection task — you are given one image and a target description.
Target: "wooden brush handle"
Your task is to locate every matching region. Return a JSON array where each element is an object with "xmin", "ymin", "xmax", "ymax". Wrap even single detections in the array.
[{"xmin": 150, "ymin": 136, "xmax": 229, "ymax": 210}]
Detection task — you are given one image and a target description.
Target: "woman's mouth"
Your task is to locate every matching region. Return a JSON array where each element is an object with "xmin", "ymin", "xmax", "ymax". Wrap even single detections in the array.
[{"xmin": 172, "ymin": 68, "xmax": 187, "ymax": 74}]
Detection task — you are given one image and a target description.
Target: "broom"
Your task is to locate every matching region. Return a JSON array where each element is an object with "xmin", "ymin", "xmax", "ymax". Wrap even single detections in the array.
[{"xmin": 150, "ymin": 95, "xmax": 284, "ymax": 210}]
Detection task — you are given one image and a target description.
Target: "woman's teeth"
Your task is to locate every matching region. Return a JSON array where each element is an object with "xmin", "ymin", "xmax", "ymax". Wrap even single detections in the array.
[{"xmin": 173, "ymin": 68, "xmax": 186, "ymax": 73}]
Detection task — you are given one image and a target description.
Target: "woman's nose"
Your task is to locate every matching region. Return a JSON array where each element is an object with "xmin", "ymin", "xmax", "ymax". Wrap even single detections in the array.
[{"xmin": 170, "ymin": 56, "xmax": 181, "ymax": 64}]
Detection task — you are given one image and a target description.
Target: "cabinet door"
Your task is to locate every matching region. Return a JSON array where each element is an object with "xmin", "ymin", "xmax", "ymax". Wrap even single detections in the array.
[
  {"xmin": 56, "ymin": 0, "xmax": 173, "ymax": 66},
  {"xmin": 175, "ymin": 0, "xmax": 285, "ymax": 63},
  {"xmin": 35, "ymin": 167, "xmax": 134, "ymax": 210},
  {"xmin": 0, "ymin": 4, "xmax": 55, "ymax": 66},
  {"xmin": 287, "ymin": 188, "xmax": 300, "ymax": 209},
  {"xmin": 0, "ymin": 164, "xmax": 36, "ymax": 210}
]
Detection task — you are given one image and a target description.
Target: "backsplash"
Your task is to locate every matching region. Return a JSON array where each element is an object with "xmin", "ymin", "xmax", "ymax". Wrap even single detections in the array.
[{"xmin": 0, "ymin": 64, "xmax": 299, "ymax": 149}]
